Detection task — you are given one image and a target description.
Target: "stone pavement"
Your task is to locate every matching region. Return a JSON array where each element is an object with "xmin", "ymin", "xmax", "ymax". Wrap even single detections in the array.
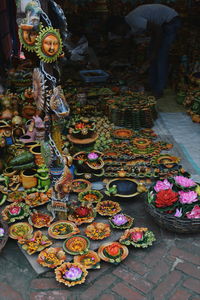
[{"xmin": 0, "ymin": 197, "xmax": 200, "ymax": 300}]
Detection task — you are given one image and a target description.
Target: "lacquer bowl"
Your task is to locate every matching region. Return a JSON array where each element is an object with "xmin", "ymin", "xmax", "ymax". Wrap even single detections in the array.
[{"xmin": 63, "ymin": 235, "xmax": 90, "ymax": 255}]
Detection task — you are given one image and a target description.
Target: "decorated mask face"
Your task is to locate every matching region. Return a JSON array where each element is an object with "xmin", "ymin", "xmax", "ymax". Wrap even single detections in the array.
[
  {"xmin": 22, "ymin": 29, "xmax": 38, "ymax": 45},
  {"xmin": 35, "ymin": 27, "xmax": 63, "ymax": 63},
  {"xmin": 42, "ymin": 34, "xmax": 60, "ymax": 56}
]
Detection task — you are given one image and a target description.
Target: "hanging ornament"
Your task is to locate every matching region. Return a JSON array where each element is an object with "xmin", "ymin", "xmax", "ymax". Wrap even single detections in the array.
[
  {"xmin": 50, "ymin": 86, "xmax": 70, "ymax": 118},
  {"xmin": 19, "ymin": 23, "xmax": 42, "ymax": 52},
  {"xmin": 35, "ymin": 27, "xmax": 63, "ymax": 63},
  {"xmin": 32, "ymin": 68, "xmax": 46, "ymax": 111}
]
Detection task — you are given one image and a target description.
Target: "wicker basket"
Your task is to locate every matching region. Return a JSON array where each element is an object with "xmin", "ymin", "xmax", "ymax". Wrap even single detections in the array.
[
  {"xmin": 0, "ymin": 216, "xmax": 9, "ymax": 252},
  {"xmin": 145, "ymin": 202, "xmax": 200, "ymax": 234}
]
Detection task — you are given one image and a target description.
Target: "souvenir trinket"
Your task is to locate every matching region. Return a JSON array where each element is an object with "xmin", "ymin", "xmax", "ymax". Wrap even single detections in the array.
[
  {"xmin": 48, "ymin": 221, "xmax": 80, "ymax": 239},
  {"xmin": 63, "ymin": 235, "xmax": 90, "ymax": 255},
  {"xmin": 85, "ymin": 222, "xmax": 111, "ymax": 240},
  {"xmin": 55, "ymin": 262, "xmax": 88, "ymax": 287},
  {"xmin": 98, "ymin": 242, "xmax": 128, "ymax": 264}
]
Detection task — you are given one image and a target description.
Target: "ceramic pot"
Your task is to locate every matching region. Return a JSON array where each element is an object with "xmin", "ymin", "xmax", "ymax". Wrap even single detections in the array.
[
  {"xmin": 3, "ymin": 167, "xmax": 18, "ymax": 178},
  {"xmin": 29, "ymin": 145, "xmax": 45, "ymax": 166},
  {"xmin": 21, "ymin": 169, "xmax": 38, "ymax": 189}
]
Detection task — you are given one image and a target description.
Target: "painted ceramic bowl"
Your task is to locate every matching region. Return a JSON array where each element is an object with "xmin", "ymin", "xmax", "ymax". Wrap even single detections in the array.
[
  {"xmin": 25, "ymin": 190, "xmax": 52, "ymax": 207},
  {"xmin": 132, "ymin": 137, "xmax": 152, "ymax": 149},
  {"xmin": 28, "ymin": 210, "xmax": 54, "ymax": 228},
  {"xmin": 55, "ymin": 262, "xmax": 88, "ymax": 287},
  {"xmin": 68, "ymin": 206, "xmax": 96, "ymax": 225},
  {"xmin": 74, "ymin": 250, "xmax": 100, "ymax": 269},
  {"xmin": 78, "ymin": 190, "xmax": 103, "ymax": 204},
  {"xmin": 96, "ymin": 200, "xmax": 121, "ymax": 216},
  {"xmin": 18, "ymin": 230, "xmax": 53, "ymax": 255},
  {"xmin": 48, "ymin": 221, "xmax": 80, "ymax": 239},
  {"xmin": 7, "ymin": 191, "xmax": 27, "ymax": 203},
  {"xmin": 98, "ymin": 242, "xmax": 128, "ymax": 264},
  {"xmin": 63, "ymin": 235, "xmax": 90, "ymax": 255},
  {"xmin": 109, "ymin": 213, "xmax": 134, "ymax": 229},
  {"xmin": 119, "ymin": 227, "xmax": 156, "ymax": 248},
  {"xmin": 37, "ymin": 247, "xmax": 67, "ymax": 269},
  {"xmin": 1, "ymin": 202, "xmax": 30, "ymax": 223},
  {"xmin": 85, "ymin": 222, "xmax": 111, "ymax": 240},
  {"xmin": 112, "ymin": 128, "xmax": 134, "ymax": 139},
  {"xmin": 71, "ymin": 179, "xmax": 92, "ymax": 193},
  {"xmin": 9, "ymin": 222, "xmax": 33, "ymax": 240}
]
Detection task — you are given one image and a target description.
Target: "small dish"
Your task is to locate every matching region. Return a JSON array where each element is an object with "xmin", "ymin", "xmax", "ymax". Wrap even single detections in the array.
[
  {"xmin": 71, "ymin": 179, "xmax": 92, "ymax": 193},
  {"xmin": 78, "ymin": 190, "xmax": 103, "ymax": 204},
  {"xmin": 74, "ymin": 250, "xmax": 100, "ymax": 269},
  {"xmin": 109, "ymin": 213, "xmax": 134, "ymax": 229},
  {"xmin": 85, "ymin": 222, "xmax": 111, "ymax": 240},
  {"xmin": 7, "ymin": 191, "xmax": 27, "ymax": 203},
  {"xmin": 37, "ymin": 247, "xmax": 67, "ymax": 268},
  {"xmin": 25, "ymin": 190, "xmax": 52, "ymax": 207},
  {"xmin": 9, "ymin": 222, "xmax": 33, "ymax": 240},
  {"xmin": 28, "ymin": 210, "xmax": 54, "ymax": 228},
  {"xmin": 48, "ymin": 221, "xmax": 80, "ymax": 239},
  {"xmin": 1, "ymin": 202, "xmax": 30, "ymax": 223},
  {"xmin": 63, "ymin": 235, "xmax": 90, "ymax": 255},
  {"xmin": 96, "ymin": 200, "xmax": 121, "ymax": 216},
  {"xmin": 119, "ymin": 227, "xmax": 156, "ymax": 248},
  {"xmin": 55, "ymin": 262, "xmax": 88, "ymax": 287}
]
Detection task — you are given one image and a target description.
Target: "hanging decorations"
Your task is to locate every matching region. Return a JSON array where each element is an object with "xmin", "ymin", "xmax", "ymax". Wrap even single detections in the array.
[
  {"xmin": 32, "ymin": 68, "xmax": 46, "ymax": 111},
  {"xmin": 19, "ymin": 23, "xmax": 42, "ymax": 52},
  {"xmin": 35, "ymin": 27, "xmax": 63, "ymax": 63}
]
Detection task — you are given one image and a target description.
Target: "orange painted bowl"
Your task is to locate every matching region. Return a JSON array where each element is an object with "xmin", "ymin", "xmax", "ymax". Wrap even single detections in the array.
[
  {"xmin": 48, "ymin": 221, "xmax": 80, "ymax": 239},
  {"xmin": 37, "ymin": 247, "xmax": 67, "ymax": 268},
  {"xmin": 74, "ymin": 250, "xmax": 100, "ymax": 269},
  {"xmin": 85, "ymin": 222, "xmax": 111, "ymax": 240},
  {"xmin": 9, "ymin": 222, "xmax": 33, "ymax": 240},
  {"xmin": 98, "ymin": 242, "xmax": 128, "ymax": 264},
  {"xmin": 63, "ymin": 235, "xmax": 90, "ymax": 255}
]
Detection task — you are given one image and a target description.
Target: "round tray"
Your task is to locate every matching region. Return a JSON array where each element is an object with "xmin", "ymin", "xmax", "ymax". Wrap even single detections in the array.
[{"xmin": 145, "ymin": 201, "xmax": 200, "ymax": 234}]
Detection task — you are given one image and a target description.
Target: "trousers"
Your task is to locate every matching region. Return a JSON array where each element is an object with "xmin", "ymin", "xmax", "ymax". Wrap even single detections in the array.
[{"xmin": 148, "ymin": 17, "xmax": 181, "ymax": 95}]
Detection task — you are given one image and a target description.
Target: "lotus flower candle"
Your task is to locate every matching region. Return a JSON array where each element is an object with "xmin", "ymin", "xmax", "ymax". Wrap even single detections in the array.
[
  {"xmin": 174, "ymin": 176, "xmax": 196, "ymax": 188},
  {"xmin": 0, "ymin": 228, "xmax": 5, "ymax": 237},
  {"xmin": 112, "ymin": 214, "xmax": 128, "ymax": 226},
  {"xmin": 63, "ymin": 266, "xmax": 83, "ymax": 281},
  {"xmin": 154, "ymin": 179, "xmax": 173, "ymax": 192},
  {"xmin": 75, "ymin": 207, "xmax": 90, "ymax": 218},
  {"xmin": 186, "ymin": 205, "xmax": 200, "ymax": 219},
  {"xmin": 9, "ymin": 206, "xmax": 21, "ymax": 216},
  {"xmin": 131, "ymin": 231, "xmax": 144, "ymax": 242},
  {"xmin": 87, "ymin": 152, "xmax": 99, "ymax": 161},
  {"xmin": 178, "ymin": 191, "xmax": 198, "ymax": 204}
]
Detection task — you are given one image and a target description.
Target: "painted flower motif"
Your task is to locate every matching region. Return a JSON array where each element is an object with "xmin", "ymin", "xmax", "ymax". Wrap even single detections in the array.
[
  {"xmin": 111, "ymin": 214, "xmax": 128, "ymax": 226},
  {"xmin": 186, "ymin": 205, "xmax": 200, "ymax": 219},
  {"xmin": 195, "ymin": 185, "xmax": 200, "ymax": 196},
  {"xmin": 155, "ymin": 189, "xmax": 178, "ymax": 208},
  {"xmin": 9, "ymin": 206, "xmax": 21, "ymax": 216},
  {"xmin": 0, "ymin": 228, "xmax": 5, "ymax": 237},
  {"xmin": 131, "ymin": 231, "xmax": 144, "ymax": 242},
  {"xmin": 75, "ymin": 207, "xmax": 90, "ymax": 217},
  {"xmin": 63, "ymin": 266, "xmax": 83, "ymax": 281},
  {"xmin": 174, "ymin": 176, "xmax": 196, "ymax": 188},
  {"xmin": 87, "ymin": 152, "xmax": 99, "ymax": 161},
  {"xmin": 174, "ymin": 208, "xmax": 183, "ymax": 218},
  {"xmin": 154, "ymin": 179, "xmax": 173, "ymax": 192},
  {"xmin": 178, "ymin": 191, "xmax": 198, "ymax": 204},
  {"xmin": 105, "ymin": 243, "xmax": 121, "ymax": 257}
]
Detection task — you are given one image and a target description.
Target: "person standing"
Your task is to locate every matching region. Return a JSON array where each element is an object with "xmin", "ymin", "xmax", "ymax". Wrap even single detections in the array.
[{"xmin": 106, "ymin": 4, "xmax": 181, "ymax": 98}]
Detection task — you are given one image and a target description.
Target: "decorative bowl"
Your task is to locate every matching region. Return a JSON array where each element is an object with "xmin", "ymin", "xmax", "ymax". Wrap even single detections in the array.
[
  {"xmin": 7, "ymin": 191, "xmax": 27, "ymax": 203},
  {"xmin": 74, "ymin": 250, "xmax": 100, "ymax": 269},
  {"xmin": 25, "ymin": 190, "xmax": 52, "ymax": 207},
  {"xmin": 28, "ymin": 210, "xmax": 54, "ymax": 228},
  {"xmin": 112, "ymin": 128, "xmax": 134, "ymax": 140},
  {"xmin": 18, "ymin": 230, "xmax": 53, "ymax": 255},
  {"xmin": 63, "ymin": 235, "xmax": 90, "ymax": 255},
  {"xmin": 78, "ymin": 190, "xmax": 103, "ymax": 204},
  {"xmin": 55, "ymin": 262, "xmax": 88, "ymax": 287},
  {"xmin": 37, "ymin": 247, "xmax": 67, "ymax": 268},
  {"xmin": 1, "ymin": 202, "xmax": 30, "ymax": 223},
  {"xmin": 9, "ymin": 222, "xmax": 33, "ymax": 240},
  {"xmin": 96, "ymin": 200, "xmax": 121, "ymax": 216},
  {"xmin": 109, "ymin": 213, "xmax": 134, "ymax": 229},
  {"xmin": 68, "ymin": 205, "xmax": 96, "ymax": 225},
  {"xmin": 119, "ymin": 227, "xmax": 156, "ymax": 248},
  {"xmin": 48, "ymin": 221, "xmax": 80, "ymax": 239},
  {"xmin": 71, "ymin": 179, "xmax": 92, "ymax": 193},
  {"xmin": 98, "ymin": 242, "xmax": 128, "ymax": 264},
  {"xmin": 85, "ymin": 222, "xmax": 111, "ymax": 240}
]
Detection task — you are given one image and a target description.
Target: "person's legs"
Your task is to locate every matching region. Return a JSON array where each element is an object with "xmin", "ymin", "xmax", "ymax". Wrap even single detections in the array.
[
  {"xmin": 152, "ymin": 18, "xmax": 181, "ymax": 97},
  {"xmin": 148, "ymin": 38, "xmax": 157, "ymax": 92}
]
